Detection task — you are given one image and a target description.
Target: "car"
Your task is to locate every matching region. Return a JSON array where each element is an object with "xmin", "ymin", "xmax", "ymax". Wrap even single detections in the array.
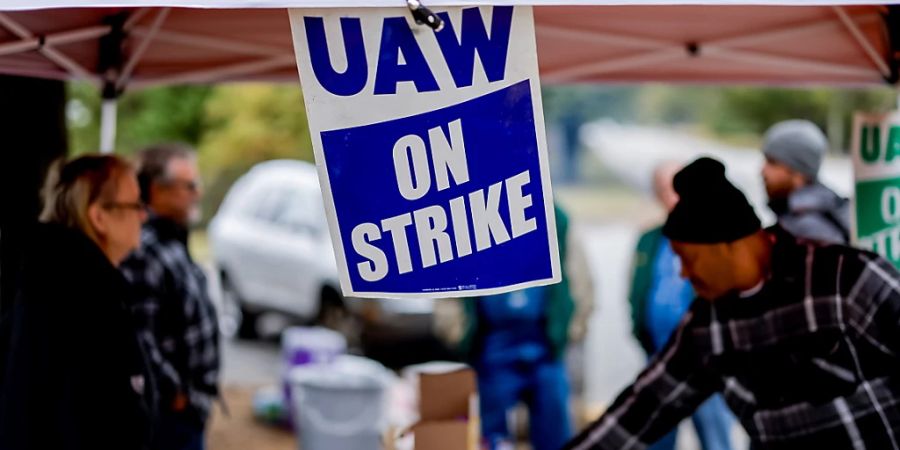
[{"xmin": 208, "ymin": 159, "xmax": 438, "ymax": 351}]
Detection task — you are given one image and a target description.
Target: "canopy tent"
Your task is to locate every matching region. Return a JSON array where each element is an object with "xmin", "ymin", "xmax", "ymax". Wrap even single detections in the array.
[
  {"xmin": 0, "ymin": 1, "xmax": 895, "ymax": 309},
  {"xmin": 1, "ymin": 1, "xmax": 898, "ymax": 151},
  {"xmin": 1, "ymin": 3, "xmax": 898, "ymax": 88}
]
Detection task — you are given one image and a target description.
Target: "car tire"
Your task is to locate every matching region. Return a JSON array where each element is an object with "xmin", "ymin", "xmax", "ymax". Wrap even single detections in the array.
[
  {"xmin": 220, "ymin": 272, "xmax": 260, "ymax": 340},
  {"xmin": 316, "ymin": 287, "xmax": 360, "ymax": 348}
]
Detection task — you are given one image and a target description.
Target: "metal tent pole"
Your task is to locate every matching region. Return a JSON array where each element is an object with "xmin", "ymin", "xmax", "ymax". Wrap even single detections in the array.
[{"xmin": 99, "ymin": 85, "xmax": 118, "ymax": 154}]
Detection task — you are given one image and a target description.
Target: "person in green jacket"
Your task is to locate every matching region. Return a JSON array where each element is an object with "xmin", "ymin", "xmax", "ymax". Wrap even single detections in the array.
[{"xmin": 458, "ymin": 204, "xmax": 576, "ymax": 450}]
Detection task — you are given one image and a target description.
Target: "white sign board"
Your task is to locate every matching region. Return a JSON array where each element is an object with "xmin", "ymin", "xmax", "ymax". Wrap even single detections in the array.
[
  {"xmin": 852, "ymin": 111, "xmax": 900, "ymax": 267},
  {"xmin": 289, "ymin": 6, "xmax": 560, "ymax": 298}
]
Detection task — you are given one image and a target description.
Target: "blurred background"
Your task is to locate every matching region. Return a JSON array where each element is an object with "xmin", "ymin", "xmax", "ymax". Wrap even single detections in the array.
[{"xmin": 62, "ymin": 81, "xmax": 898, "ymax": 449}]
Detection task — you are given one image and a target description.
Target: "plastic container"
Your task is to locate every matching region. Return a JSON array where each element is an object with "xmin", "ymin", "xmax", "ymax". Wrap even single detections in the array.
[
  {"xmin": 289, "ymin": 357, "xmax": 389, "ymax": 450},
  {"xmin": 280, "ymin": 326, "xmax": 347, "ymax": 425},
  {"xmin": 281, "ymin": 326, "xmax": 347, "ymax": 368}
]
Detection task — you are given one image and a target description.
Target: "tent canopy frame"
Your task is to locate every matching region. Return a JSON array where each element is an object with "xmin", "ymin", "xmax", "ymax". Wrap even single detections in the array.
[{"xmin": 0, "ymin": 3, "xmax": 897, "ymax": 150}]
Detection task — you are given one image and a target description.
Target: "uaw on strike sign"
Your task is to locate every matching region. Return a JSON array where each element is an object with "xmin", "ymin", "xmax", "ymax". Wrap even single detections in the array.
[
  {"xmin": 288, "ymin": 6, "xmax": 560, "ymax": 298},
  {"xmin": 853, "ymin": 111, "xmax": 900, "ymax": 268}
]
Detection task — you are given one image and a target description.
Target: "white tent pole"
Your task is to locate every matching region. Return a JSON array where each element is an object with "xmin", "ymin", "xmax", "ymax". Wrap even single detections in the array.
[
  {"xmin": 123, "ymin": 8, "xmax": 151, "ymax": 30},
  {"xmin": 117, "ymin": 7, "xmax": 169, "ymax": 90},
  {"xmin": 131, "ymin": 27, "xmax": 285, "ymax": 57},
  {"xmin": 149, "ymin": 54, "xmax": 295, "ymax": 85},
  {"xmin": 714, "ymin": 13, "xmax": 880, "ymax": 48},
  {"xmin": 0, "ymin": 12, "xmax": 94, "ymax": 80},
  {"xmin": 0, "ymin": 11, "xmax": 30, "ymax": 36},
  {"xmin": 100, "ymin": 98, "xmax": 118, "ymax": 154},
  {"xmin": 0, "ymin": 25, "xmax": 111, "ymax": 57},
  {"xmin": 537, "ymin": 25, "xmax": 669, "ymax": 51},
  {"xmin": 704, "ymin": 46, "xmax": 879, "ymax": 78},
  {"xmin": 543, "ymin": 47, "xmax": 684, "ymax": 82},
  {"xmin": 832, "ymin": 6, "xmax": 892, "ymax": 79},
  {"xmin": 543, "ymin": 10, "xmax": 884, "ymax": 83}
]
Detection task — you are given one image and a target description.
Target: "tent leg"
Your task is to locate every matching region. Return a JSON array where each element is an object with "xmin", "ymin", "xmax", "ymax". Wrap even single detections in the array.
[
  {"xmin": 0, "ymin": 75, "xmax": 68, "ymax": 316},
  {"xmin": 100, "ymin": 97, "xmax": 117, "ymax": 154}
]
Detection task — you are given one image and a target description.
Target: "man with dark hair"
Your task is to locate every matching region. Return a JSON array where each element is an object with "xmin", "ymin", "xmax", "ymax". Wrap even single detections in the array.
[
  {"xmin": 121, "ymin": 143, "xmax": 219, "ymax": 450},
  {"xmin": 566, "ymin": 157, "xmax": 900, "ymax": 450},
  {"xmin": 761, "ymin": 120, "xmax": 850, "ymax": 243},
  {"xmin": 134, "ymin": 143, "xmax": 200, "ymax": 225}
]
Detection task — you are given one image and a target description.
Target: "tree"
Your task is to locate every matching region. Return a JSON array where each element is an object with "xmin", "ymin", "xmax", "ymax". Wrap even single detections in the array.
[
  {"xmin": 67, "ymin": 83, "xmax": 212, "ymax": 155},
  {"xmin": 710, "ymin": 87, "xmax": 895, "ymax": 152},
  {"xmin": 198, "ymin": 84, "xmax": 314, "ymax": 222}
]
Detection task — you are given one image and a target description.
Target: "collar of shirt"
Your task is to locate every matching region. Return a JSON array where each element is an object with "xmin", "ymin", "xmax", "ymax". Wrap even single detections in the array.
[
  {"xmin": 738, "ymin": 280, "xmax": 765, "ymax": 298},
  {"xmin": 146, "ymin": 213, "xmax": 189, "ymax": 247}
]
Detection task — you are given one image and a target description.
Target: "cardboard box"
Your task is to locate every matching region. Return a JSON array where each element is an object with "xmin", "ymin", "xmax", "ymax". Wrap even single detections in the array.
[{"xmin": 389, "ymin": 366, "xmax": 480, "ymax": 450}]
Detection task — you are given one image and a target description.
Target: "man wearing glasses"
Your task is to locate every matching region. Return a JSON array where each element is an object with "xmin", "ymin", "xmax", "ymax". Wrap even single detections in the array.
[{"xmin": 120, "ymin": 144, "xmax": 220, "ymax": 450}]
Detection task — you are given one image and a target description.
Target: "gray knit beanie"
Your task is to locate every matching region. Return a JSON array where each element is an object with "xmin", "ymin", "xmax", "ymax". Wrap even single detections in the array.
[{"xmin": 761, "ymin": 120, "xmax": 828, "ymax": 181}]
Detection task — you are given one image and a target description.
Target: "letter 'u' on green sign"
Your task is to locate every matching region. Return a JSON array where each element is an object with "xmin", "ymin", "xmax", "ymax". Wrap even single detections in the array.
[
  {"xmin": 860, "ymin": 125, "xmax": 880, "ymax": 163},
  {"xmin": 852, "ymin": 111, "xmax": 900, "ymax": 268},
  {"xmin": 859, "ymin": 123, "xmax": 900, "ymax": 164}
]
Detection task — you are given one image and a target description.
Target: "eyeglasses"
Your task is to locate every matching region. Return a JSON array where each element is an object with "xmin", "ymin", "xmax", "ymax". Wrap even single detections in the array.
[
  {"xmin": 164, "ymin": 179, "xmax": 201, "ymax": 193},
  {"xmin": 102, "ymin": 201, "xmax": 147, "ymax": 212}
]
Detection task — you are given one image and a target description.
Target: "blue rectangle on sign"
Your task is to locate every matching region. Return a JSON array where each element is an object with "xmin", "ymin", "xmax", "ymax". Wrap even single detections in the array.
[{"xmin": 321, "ymin": 80, "xmax": 553, "ymax": 295}]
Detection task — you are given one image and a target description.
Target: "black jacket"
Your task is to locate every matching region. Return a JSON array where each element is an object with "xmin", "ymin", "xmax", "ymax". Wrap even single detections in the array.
[
  {"xmin": 0, "ymin": 223, "xmax": 154, "ymax": 450},
  {"xmin": 770, "ymin": 182, "xmax": 850, "ymax": 244}
]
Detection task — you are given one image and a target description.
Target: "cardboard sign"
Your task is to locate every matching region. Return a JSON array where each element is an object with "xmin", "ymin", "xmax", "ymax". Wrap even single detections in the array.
[
  {"xmin": 852, "ymin": 111, "xmax": 900, "ymax": 267},
  {"xmin": 289, "ymin": 6, "xmax": 559, "ymax": 298}
]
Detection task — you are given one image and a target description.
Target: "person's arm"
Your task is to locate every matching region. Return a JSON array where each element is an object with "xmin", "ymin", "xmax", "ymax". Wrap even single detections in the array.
[
  {"xmin": 846, "ymin": 252, "xmax": 900, "ymax": 355},
  {"xmin": 172, "ymin": 260, "xmax": 220, "ymax": 421},
  {"xmin": 628, "ymin": 228, "xmax": 659, "ymax": 355},
  {"xmin": 566, "ymin": 223, "xmax": 595, "ymax": 342},
  {"xmin": 120, "ymin": 254, "xmax": 183, "ymax": 402},
  {"xmin": 564, "ymin": 308, "xmax": 718, "ymax": 450},
  {"xmin": 182, "ymin": 283, "xmax": 220, "ymax": 398}
]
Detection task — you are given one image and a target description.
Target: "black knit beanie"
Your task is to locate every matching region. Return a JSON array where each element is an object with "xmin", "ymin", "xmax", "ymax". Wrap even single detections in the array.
[{"xmin": 662, "ymin": 157, "xmax": 761, "ymax": 243}]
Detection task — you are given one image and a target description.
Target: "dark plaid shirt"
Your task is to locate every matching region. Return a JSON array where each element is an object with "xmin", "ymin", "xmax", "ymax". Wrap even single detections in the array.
[
  {"xmin": 120, "ymin": 217, "xmax": 220, "ymax": 423},
  {"xmin": 567, "ymin": 227, "xmax": 900, "ymax": 450}
]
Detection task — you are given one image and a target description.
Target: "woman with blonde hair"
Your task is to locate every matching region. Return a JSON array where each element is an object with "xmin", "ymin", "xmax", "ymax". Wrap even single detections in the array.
[{"xmin": 0, "ymin": 154, "xmax": 154, "ymax": 450}]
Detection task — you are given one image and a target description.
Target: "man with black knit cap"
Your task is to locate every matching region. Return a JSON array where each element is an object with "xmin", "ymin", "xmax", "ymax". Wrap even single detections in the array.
[
  {"xmin": 761, "ymin": 119, "xmax": 850, "ymax": 243},
  {"xmin": 565, "ymin": 157, "xmax": 900, "ymax": 450}
]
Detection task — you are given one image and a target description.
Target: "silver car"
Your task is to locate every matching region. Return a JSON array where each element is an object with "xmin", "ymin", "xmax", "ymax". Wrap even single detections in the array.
[{"xmin": 208, "ymin": 160, "xmax": 435, "ymax": 345}]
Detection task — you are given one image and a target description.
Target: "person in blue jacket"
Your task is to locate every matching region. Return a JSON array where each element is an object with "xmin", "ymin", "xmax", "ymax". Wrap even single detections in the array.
[
  {"xmin": 629, "ymin": 162, "xmax": 733, "ymax": 450},
  {"xmin": 459, "ymin": 205, "xmax": 575, "ymax": 450}
]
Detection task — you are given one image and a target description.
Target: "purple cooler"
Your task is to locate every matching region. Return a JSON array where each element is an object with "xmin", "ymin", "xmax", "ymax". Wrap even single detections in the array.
[{"xmin": 281, "ymin": 326, "xmax": 347, "ymax": 427}]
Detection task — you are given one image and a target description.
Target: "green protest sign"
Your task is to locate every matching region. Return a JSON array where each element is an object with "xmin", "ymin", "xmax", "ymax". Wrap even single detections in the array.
[{"xmin": 852, "ymin": 112, "xmax": 900, "ymax": 267}]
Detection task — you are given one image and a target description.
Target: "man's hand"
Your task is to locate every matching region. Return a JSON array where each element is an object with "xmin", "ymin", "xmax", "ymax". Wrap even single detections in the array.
[{"xmin": 172, "ymin": 391, "xmax": 188, "ymax": 412}]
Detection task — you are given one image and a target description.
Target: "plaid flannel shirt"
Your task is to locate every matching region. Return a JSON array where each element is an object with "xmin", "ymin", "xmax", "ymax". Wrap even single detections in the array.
[
  {"xmin": 567, "ymin": 227, "xmax": 900, "ymax": 450},
  {"xmin": 120, "ymin": 217, "xmax": 220, "ymax": 423}
]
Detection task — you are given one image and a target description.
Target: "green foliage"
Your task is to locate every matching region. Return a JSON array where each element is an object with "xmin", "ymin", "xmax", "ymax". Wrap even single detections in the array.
[
  {"xmin": 711, "ymin": 87, "xmax": 895, "ymax": 150},
  {"xmin": 636, "ymin": 85, "xmax": 721, "ymax": 125},
  {"xmin": 117, "ymin": 85, "xmax": 212, "ymax": 152},
  {"xmin": 542, "ymin": 85, "xmax": 638, "ymax": 123},
  {"xmin": 66, "ymin": 82, "xmax": 101, "ymax": 155},
  {"xmin": 67, "ymin": 83, "xmax": 212, "ymax": 155},
  {"xmin": 198, "ymin": 84, "xmax": 313, "ymax": 223},
  {"xmin": 198, "ymin": 84, "xmax": 312, "ymax": 179},
  {"xmin": 64, "ymin": 79, "xmax": 895, "ymax": 225},
  {"xmin": 546, "ymin": 83, "xmax": 896, "ymax": 152},
  {"xmin": 714, "ymin": 88, "xmax": 830, "ymax": 134}
]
